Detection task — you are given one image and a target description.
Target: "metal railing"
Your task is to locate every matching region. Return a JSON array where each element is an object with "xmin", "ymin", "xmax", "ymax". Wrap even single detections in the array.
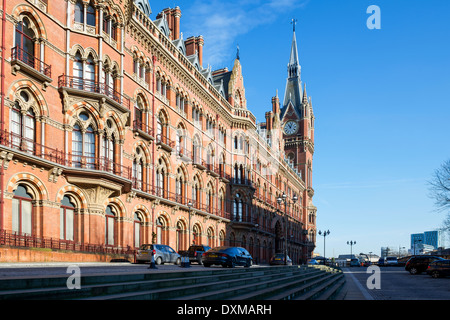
[
  {"xmin": 0, "ymin": 130, "xmax": 132, "ymax": 180},
  {"xmin": 133, "ymin": 120, "xmax": 154, "ymax": 137},
  {"xmin": 0, "ymin": 229, "xmax": 135, "ymax": 255},
  {"xmin": 58, "ymin": 75, "xmax": 131, "ymax": 109},
  {"xmin": 11, "ymin": 46, "xmax": 52, "ymax": 77}
]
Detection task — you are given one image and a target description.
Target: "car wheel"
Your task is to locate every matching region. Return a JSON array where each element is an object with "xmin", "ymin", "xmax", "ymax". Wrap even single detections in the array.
[
  {"xmin": 229, "ymin": 258, "xmax": 236, "ymax": 268},
  {"xmin": 203, "ymin": 263, "xmax": 211, "ymax": 267},
  {"xmin": 432, "ymin": 271, "xmax": 441, "ymax": 278},
  {"xmin": 156, "ymin": 257, "xmax": 163, "ymax": 265},
  {"xmin": 409, "ymin": 267, "xmax": 419, "ymax": 275},
  {"xmin": 245, "ymin": 259, "xmax": 252, "ymax": 268},
  {"xmin": 175, "ymin": 257, "xmax": 181, "ymax": 265}
]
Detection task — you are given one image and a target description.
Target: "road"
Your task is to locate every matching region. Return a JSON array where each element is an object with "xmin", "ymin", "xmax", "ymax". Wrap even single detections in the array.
[{"xmin": 343, "ymin": 266, "xmax": 450, "ymax": 300}]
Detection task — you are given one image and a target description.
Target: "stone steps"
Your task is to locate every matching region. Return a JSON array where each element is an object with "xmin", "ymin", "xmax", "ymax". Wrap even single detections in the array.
[{"xmin": 0, "ymin": 265, "xmax": 346, "ymax": 300}]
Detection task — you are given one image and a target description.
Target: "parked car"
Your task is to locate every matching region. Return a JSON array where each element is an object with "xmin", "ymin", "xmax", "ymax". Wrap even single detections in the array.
[
  {"xmin": 350, "ymin": 258, "xmax": 361, "ymax": 267},
  {"xmin": 307, "ymin": 259, "xmax": 319, "ymax": 265},
  {"xmin": 377, "ymin": 258, "xmax": 385, "ymax": 266},
  {"xmin": 178, "ymin": 245, "xmax": 211, "ymax": 265},
  {"xmin": 405, "ymin": 255, "xmax": 445, "ymax": 275},
  {"xmin": 136, "ymin": 244, "xmax": 181, "ymax": 265},
  {"xmin": 426, "ymin": 259, "xmax": 450, "ymax": 278},
  {"xmin": 385, "ymin": 256, "xmax": 398, "ymax": 266},
  {"xmin": 202, "ymin": 246, "xmax": 253, "ymax": 268},
  {"xmin": 269, "ymin": 253, "xmax": 293, "ymax": 265}
]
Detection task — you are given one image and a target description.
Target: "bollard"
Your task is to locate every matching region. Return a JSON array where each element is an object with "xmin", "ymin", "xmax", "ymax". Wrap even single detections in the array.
[
  {"xmin": 148, "ymin": 249, "xmax": 157, "ymax": 269},
  {"xmin": 180, "ymin": 254, "xmax": 191, "ymax": 268}
]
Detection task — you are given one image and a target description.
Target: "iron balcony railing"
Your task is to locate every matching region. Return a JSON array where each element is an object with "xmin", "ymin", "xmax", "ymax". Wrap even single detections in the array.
[
  {"xmin": 0, "ymin": 229, "xmax": 135, "ymax": 255},
  {"xmin": 11, "ymin": 46, "xmax": 51, "ymax": 77},
  {"xmin": 58, "ymin": 75, "xmax": 131, "ymax": 110},
  {"xmin": 0, "ymin": 130, "xmax": 132, "ymax": 180}
]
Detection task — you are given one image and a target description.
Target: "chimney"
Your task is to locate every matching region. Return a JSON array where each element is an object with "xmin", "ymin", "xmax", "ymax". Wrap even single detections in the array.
[
  {"xmin": 173, "ymin": 7, "xmax": 181, "ymax": 40},
  {"xmin": 185, "ymin": 36, "xmax": 196, "ymax": 56},
  {"xmin": 197, "ymin": 35, "xmax": 204, "ymax": 67},
  {"xmin": 272, "ymin": 92, "xmax": 280, "ymax": 114},
  {"xmin": 156, "ymin": 7, "xmax": 182, "ymax": 41}
]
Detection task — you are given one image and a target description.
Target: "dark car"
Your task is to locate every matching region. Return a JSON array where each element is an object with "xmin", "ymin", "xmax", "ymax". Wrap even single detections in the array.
[
  {"xmin": 405, "ymin": 255, "xmax": 445, "ymax": 275},
  {"xmin": 202, "ymin": 246, "xmax": 253, "ymax": 268},
  {"xmin": 377, "ymin": 258, "xmax": 385, "ymax": 266},
  {"xmin": 269, "ymin": 253, "xmax": 293, "ymax": 265},
  {"xmin": 426, "ymin": 259, "xmax": 450, "ymax": 278},
  {"xmin": 178, "ymin": 245, "xmax": 211, "ymax": 264}
]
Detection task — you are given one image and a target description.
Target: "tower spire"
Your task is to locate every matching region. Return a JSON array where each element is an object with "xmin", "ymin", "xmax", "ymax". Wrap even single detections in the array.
[{"xmin": 282, "ymin": 19, "xmax": 303, "ymax": 115}]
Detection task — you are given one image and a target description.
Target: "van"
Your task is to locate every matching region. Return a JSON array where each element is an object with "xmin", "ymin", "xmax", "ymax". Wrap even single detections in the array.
[{"xmin": 385, "ymin": 256, "xmax": 398, "ymax": 266}]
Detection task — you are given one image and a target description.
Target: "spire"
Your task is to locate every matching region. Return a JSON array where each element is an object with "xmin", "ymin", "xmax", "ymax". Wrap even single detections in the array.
[
  {"xmin": 282, "ymin": 19, "xmax": 303, "ymax": 118},
  {"xmin": 288, "ymin": 18, "xmax": 300, "ymax": 75},
  {"xmin": 302, "ymin": 83, "xmax": 307, "ymax": 103}
]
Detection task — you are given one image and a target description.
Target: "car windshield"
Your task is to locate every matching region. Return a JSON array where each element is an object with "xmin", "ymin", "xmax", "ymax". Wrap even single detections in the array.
[{"xmin": 139, "ymin": 244, "xmax": 152, "ymax": 250}]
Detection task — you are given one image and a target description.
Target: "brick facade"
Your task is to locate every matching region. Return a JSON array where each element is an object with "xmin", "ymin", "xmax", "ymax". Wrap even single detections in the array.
[{"xmin": 0, "ymin": 0, "xmax": 316, "ymax": 263}]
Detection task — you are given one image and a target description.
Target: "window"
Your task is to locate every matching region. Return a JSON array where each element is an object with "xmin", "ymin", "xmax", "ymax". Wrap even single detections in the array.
[
  {"xmin": 234, "ymin": 193, "xmax": 243, "ymax": 222},
  {"xmin": 102, "ymin": 132, "xmax": 115, "ymax": 172},
  {"xmin": 12, "ymin": 185, "xmax": 33, "ymax": 235},
  {"xmin": 132, "ymin": 149, "xmax": 144, "ymax": 190},
  {"xmin": 105, "ymin": 206, "xmax": 116, "ymax": 246},
  {"xmin": 11, "ymin": 102, "xmax": 35, "ymax": 154},
  {"xmin": 134, "ymin": 213, "xmax": 142, "ymax": 248},
  {"xmin": 74, "ymin": 1, "xmax": 84, "ymax": 24},
  {"xmin": 86, "ymin": 2, "xmax": 96, "ymax": 26},
  {"xmin": 72, "ymin": 114, "xmax": 96, "ymax": 170},
  {"xmin": 60, "ymin": 196, "xmax": 75, "ymax": 241},
  {"xmin": 15, "ymin": 18, "xmax": 35, "ymax": 57},
  {"xmin": 156, "ymin": 159, "xmax": 166, "ymax": 197}
]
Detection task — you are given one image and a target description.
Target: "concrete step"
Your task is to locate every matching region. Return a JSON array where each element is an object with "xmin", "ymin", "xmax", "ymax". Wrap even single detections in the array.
[
  {"xmin": 170, "ymin": 268, "xmax": 323, "ymax": 301},
  {"xmin": 0, "ymin": 265, "xmax": 346, "ymax": 300},
  {"xmin": 80, "ymin": 266, "xmax": 316, "ymax": 300},
  {"xmin": 0, "ymin": 266, "xmax": 298, "ymax": 300}
]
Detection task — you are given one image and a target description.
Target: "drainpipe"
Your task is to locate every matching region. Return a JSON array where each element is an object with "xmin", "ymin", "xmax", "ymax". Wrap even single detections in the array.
[
  {"xmin": 151, "ymin": 55, "xmax": 156, "ymax": 241},
  {"xmin": 0, "ymin": 0, "xmax": 7, "ymax": 231}
]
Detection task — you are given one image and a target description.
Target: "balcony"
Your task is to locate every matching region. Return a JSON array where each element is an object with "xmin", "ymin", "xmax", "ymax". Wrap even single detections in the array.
[
  {"xmin": 205, "ymin": 163, "xmax": 219, "ymax": 178},
  {"xmin": 176, "ymin": 145, "xmax": 192, "ymax": 162},
  {"xmin": 133, "ymin": 120, "xmax": 154, "ymax": 141},
  {"xmin": 0, "ymin": 130, "xmax": 132, "ymax": 182},
  {"xmin": 155, "ymin": 133, "xmax": 175, "ymax": 152},
  {"xmin": 192, "ymin": 157, "xmax": 206, "ymax": 171},
  {"xmin": 11, "ymin": 46, "xmax": 52, "ymax": 84},
  {"xmin": 58, "ymin": 75, "xmax": 131, "ymax": 113}
]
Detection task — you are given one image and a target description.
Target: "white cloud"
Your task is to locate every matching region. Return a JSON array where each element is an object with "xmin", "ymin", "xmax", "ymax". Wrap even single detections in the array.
[{"xmin": 180, "ymin": 0, "xmax": 308, "ymax": 67}]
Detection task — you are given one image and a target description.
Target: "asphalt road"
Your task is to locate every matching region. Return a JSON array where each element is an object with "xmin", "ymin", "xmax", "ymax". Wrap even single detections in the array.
[{"xmin": 343, "ymin": 266, "xmax": 450, "ymax": 300}]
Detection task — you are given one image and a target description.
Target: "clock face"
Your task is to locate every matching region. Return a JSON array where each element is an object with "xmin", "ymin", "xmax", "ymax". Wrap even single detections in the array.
[{"xmin": 284, "ymin": 121, "xmax": 298, "ymax": 135}]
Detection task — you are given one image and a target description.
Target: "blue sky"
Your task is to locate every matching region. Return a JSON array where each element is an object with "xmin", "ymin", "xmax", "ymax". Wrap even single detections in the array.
[{"xmin": 150, "ymin": 0, "xmax": 450, "ymax": 257}]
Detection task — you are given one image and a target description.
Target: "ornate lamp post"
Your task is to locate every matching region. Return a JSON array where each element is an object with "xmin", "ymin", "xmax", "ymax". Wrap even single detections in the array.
[
  {"xmin": 277, "ymin": 193, "xmax": 298, "ymax": 265},
  {"xmin": 318, "ymin": 230, "xmax": 330, "ymax": 264}
]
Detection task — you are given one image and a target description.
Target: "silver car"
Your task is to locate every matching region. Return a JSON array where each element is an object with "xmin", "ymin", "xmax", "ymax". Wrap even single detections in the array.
[{"xmin": 136, "ymin": 244, "xmax": 181, "ymax": 265}]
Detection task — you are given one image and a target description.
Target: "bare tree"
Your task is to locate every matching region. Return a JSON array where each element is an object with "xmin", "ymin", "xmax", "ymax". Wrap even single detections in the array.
[{"xmin": 428, "ymin": 159, "xmax": 450, "ymax": 230}]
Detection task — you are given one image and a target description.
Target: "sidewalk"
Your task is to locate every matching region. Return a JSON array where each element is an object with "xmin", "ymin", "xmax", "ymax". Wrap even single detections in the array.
[{"xmin": 341, "ymin": 268, "xmax": 374, "ymax": 300}]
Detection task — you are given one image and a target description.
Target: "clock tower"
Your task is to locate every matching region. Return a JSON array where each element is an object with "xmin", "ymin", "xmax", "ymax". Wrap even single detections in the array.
[
  {"xmin": 281, "ymin": 22, "xmax": 315, "ymax": 187},
  {"xmin": 280, "ymin": 21, "xmax": 316, "ymax": 258}
]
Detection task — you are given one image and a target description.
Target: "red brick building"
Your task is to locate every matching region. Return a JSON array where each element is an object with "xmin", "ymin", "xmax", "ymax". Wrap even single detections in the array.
[{"xmin": 0, "ymin": 0, "xmax": 316, "ymax": 263}]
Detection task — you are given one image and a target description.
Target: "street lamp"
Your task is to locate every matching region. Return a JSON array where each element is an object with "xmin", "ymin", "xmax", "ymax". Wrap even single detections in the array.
[
  {"xmin": 347, "ymin": 240, "xmax": 356, "ymax": 259},
  {"xmin": 318, "ymin": 230, "xmax": 330, "ymax": 264},
  {"xmin": 277, "ymin": 193, "xmax": 297, "ymax": 265}
]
